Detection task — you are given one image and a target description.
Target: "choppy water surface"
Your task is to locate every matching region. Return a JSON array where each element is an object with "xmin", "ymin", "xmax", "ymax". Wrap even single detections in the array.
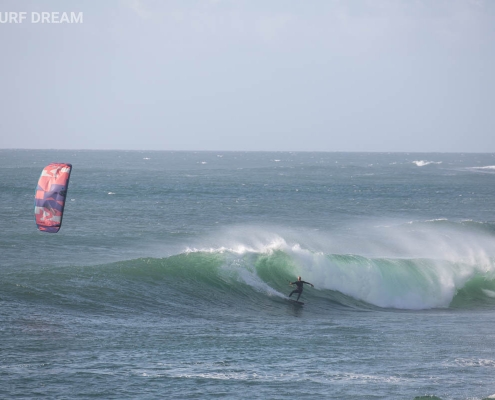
[{"xmin": 1, "ymin": 150, "xmax": 495, "ymax": 399}]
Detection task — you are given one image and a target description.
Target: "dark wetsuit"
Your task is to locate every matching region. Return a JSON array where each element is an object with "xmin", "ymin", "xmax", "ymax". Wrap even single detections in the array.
[{"xmin": 289, "ymin": 280, "xmax": 312, "ymax": 301}]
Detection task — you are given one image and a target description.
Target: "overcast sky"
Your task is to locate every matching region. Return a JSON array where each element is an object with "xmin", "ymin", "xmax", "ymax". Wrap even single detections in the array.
[{"xmin": 1, "ymin": 0, "xmax": 494, "ymax": 152}]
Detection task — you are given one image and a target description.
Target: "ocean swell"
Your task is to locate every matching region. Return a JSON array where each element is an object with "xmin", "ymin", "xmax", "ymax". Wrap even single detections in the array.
[{"xmin": 4, "ymin": 236, "xmax": 495, "ymax": 314}]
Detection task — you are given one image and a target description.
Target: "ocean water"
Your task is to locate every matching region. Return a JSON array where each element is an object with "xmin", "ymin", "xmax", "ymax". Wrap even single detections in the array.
[{"xmin": 1, "ymin": 150, "xmax": 495, "ymax": 400}]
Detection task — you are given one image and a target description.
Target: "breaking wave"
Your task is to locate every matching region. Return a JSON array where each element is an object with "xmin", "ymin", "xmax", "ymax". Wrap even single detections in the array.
[{"xmin": 4, "ymin": 219, "xmax": 495, "ymax": 313}]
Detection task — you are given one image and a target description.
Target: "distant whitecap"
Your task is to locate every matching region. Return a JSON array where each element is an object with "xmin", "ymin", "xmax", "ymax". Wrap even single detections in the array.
[
  {"xmin": 413, "ymin": 160, "xmax": 442, "ymax": 167},
  {"xmin": 469, "ymin": 165, "xmax": 495, "ymax": 171}
]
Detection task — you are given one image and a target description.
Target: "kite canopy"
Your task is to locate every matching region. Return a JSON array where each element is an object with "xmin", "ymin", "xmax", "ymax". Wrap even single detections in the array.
[{"xmin": 34, "ymin": 163, "xmax": 72, "ymax": 233}]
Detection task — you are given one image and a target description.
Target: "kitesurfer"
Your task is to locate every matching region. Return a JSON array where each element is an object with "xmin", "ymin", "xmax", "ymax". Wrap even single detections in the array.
[{"xmin": 288, "ymin": 276, "xmax": 314, "ymax": 301}]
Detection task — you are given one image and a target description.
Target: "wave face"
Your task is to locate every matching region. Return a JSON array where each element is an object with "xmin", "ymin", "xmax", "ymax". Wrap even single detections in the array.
[{"xmin": 5, "ymin": 221, "xmax": 495, "ymax": 314}]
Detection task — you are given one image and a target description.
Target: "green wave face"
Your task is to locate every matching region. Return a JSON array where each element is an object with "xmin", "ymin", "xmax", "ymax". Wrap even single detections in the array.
[{"xmin": 5, "ymin": 241, "xmax": 495, "ymax": 314}]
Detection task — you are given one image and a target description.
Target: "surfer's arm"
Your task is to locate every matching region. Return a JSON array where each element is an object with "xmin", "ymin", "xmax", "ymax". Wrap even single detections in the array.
[{"xmin": 303, "ymin": 281, "xmax": 314, "ymax": 287}]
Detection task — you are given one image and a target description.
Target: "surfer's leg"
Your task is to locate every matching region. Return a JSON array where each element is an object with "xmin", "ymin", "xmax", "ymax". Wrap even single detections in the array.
[{"xmin": 289, "ymin": 289, "xmax": 302, "ymax": 300}]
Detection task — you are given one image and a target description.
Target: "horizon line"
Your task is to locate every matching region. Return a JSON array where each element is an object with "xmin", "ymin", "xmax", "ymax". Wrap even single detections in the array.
[{"xmin": 1, "ymin": 148, "xmax": 495, "ymax": 154}]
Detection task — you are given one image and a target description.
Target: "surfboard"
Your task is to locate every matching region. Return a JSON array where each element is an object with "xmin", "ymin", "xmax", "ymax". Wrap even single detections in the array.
[{"xmin": 287, "ymin": 299, "xmax": 304, "ymax": 305}]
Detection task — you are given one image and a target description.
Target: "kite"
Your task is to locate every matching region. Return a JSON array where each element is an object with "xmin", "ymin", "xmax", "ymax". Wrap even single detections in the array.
[{"xmin": 34, "ymin": 163, "xmax": 72, "ymax": 233}]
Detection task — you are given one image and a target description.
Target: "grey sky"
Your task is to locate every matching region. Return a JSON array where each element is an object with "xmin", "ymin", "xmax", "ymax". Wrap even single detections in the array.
[{"xmin": 1, "ymin": 0, "xmax": 494, "ymax": 151}]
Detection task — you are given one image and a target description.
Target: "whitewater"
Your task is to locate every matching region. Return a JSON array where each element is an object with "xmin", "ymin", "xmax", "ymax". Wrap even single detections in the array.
[{"xmin": 1, "ymin": 150, "xmax": 495, "ymax": 399}]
